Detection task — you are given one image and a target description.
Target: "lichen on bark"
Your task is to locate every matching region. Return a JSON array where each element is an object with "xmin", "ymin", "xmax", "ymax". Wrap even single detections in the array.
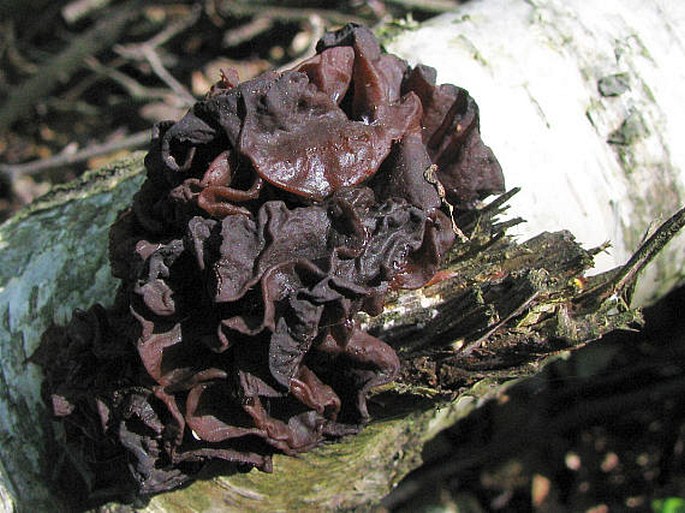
[{"xmin": 0, "ymin": 153, "xmax": 146, "ymax": 512}]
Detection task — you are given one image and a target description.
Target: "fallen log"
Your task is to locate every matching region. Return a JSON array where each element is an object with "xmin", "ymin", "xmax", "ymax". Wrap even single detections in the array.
[
  {"xmin": 3, "ymin": 153, "xmax": 679, "ymax": 512},
  {"xmin": 1, "ymin": 0, "xmax": 684, "ymax": 511}
]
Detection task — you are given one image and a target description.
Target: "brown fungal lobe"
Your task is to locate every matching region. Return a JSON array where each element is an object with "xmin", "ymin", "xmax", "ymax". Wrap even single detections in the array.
[{"xmin": 34, "ymin": 23, "xmax": 504, "ymax": 504}]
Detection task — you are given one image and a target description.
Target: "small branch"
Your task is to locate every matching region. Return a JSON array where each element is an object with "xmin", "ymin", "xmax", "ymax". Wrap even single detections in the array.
[
  {"xmin": 61, "ymin": 0, "xmax": 112, "ymax": 24},
  {"xmin": 611, "ymin": 206, "xmax": 685, "ymax": 293},
  {"xmin": 138, "ymin": 45, "xmax": 196, "ymax": 107},
  {"xmin": 84, "ymin": 57, "xmax": 171, "ymax": 102},
  {"xmin": 579, "ymin": 205, "xmax": 685, "ymax": 304},
  {"xmin": 0, "ymin": 131, "xmax": 149, "ymax": 178},
  {"xmin": 1, "ymin": 20, "xmax": 39, "ymax": 75},
  {"xmin": 0, "ymin": 0, "xmax": 141, "ymax": 133},
  {"xmin": 217, "ymin": 1, "xmax": 368, "ymax": 27},
  {"xmin": 114, "ymin": 5, "xmax": 202, "ymax": 108},
  {"xmin": 114, "ymin": 4, "xmax": 202, "ymax": 54},
  {"xmin": 383, "ymin": 0, "xmax": 459, "ymax": 14},
  {"xmin": 145, "ymin": 4, "xmax": 203, "ymax": 49},
  {"xmin": 223, "ymin": 16, "xmax": 275, "ymax": 48}
]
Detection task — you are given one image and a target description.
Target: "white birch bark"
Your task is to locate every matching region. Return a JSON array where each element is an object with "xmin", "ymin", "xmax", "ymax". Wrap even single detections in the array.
[{"xmin": 387, "ymin": 0, "xmax": 685, "ymax": 304}]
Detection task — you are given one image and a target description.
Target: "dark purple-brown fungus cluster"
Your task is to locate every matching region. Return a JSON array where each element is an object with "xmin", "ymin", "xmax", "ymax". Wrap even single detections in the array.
[{"xmin": 35, "ymin": 24, "xmax": 503, "ymax": 503}]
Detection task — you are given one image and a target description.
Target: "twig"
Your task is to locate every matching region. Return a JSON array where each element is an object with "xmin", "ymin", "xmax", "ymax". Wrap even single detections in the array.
[
  {"xmin": 84, "ymin": 57, "xmax": 171, "ymax": 102},
  {"xmin": 114, "ymin": 4, "xmax": 202, "ymax": 108},
  {"xmin": 0, "ymin": 0, "xmax": 141, "ymax": 133},
  {"xmin": 114, "ymin": 4, "xmax": 202, "ymax": 55},
  {"xmin": 383, "ymin": 0, "xmax": 459, "ymax": 13},
  {"xmin": 223, "ymin": 16, "xmax": 275, "ymax": 47},
  {"xmin": 579, "ymin": 205, "xmax": 685, "ymax": 304},
  {"xmin": 146, "ymin": 4, "xmax": 203, "ymax": 49},
  {"xmin": 1, "ymin": 20, "xmax": 38, "ymax": 75},
  {"xmin": 61, "ymin": 0, "xmax": 112, "ymax": 24},
  {"xmin": 0, "ymin": 130, "xmax": 149, "ymax": 178},
  {"xmin": 611, "ymin": 206, "xmax": 685, "ymax": 294},
  {"xmin": 217, "ymin": 1, "xmax": 368, "ymax": 27},
  {"xmin": 138, "ymin": 45, "xmax": 196, "ymax": 107}
]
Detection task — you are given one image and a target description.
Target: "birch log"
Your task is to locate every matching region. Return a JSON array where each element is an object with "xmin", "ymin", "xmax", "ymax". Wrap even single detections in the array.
[
  {"xmin": 387, "ymin": 0, "xmax": 685, "ymax": 304},
  {"xmin": 2, "ymin": 155, "xmax": 648, "ymax": 513},
  {"xmin": 1, "ymin": 0, "xmax": 684, "ymax": 511}
]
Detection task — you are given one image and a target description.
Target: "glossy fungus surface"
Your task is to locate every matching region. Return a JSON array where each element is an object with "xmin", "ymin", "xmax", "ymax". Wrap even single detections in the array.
[{"xmin": 35, "ymin": 24, "xmax": 504, "ymax": 503}]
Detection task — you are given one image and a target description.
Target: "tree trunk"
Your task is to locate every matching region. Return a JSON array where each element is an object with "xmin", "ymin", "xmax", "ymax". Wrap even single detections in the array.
[{"xmin": 1, "ymin": 0, "xmax": 683, "ymax": 511}]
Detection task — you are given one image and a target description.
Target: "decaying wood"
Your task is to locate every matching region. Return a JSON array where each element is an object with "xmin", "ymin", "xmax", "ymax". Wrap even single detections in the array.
[
  {"xmin": 386, "ymin": 0, "xmax": 685, "ymax": 304},
  {"xmin": 2, "ymin": 150, "xmax": 679, "ymax": 512}
]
